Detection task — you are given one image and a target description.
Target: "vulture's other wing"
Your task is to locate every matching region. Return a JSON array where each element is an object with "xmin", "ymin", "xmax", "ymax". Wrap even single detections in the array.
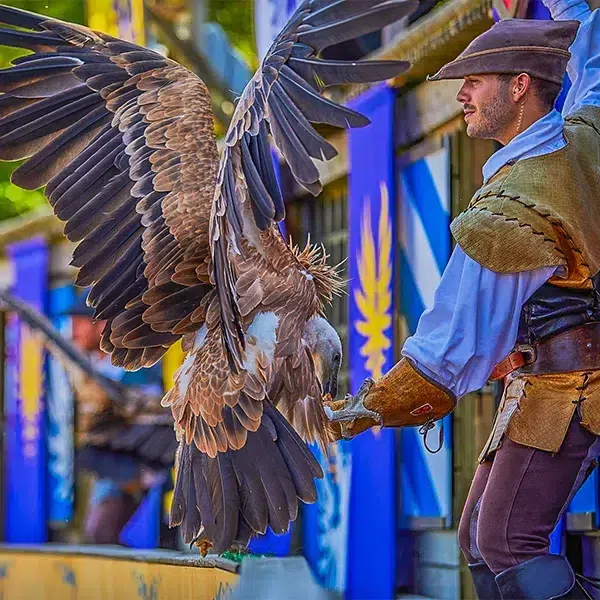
[
  {"xmin": 0, "ymin": 288, "xmax": 177, "ymax": 472},
  {"xmin": 211, "ymin": 0, "xmax": 416, "ymax": 370},
  {"xmin": 0, "ymin": 5, "xmax": 218, "ymax": 370},
  {"xmin": 270, "ymin": 347, "xmax": 333, "ymax": 454},
  {"xmin": 79, "ymin": 415, "xmax": 177, "ymax": 475}
]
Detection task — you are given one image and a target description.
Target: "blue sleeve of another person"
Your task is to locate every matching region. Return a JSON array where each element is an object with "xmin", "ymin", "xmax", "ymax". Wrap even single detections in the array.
[{"xmin": 544, "ymin": 0, "xmax": 600, "ymax": 114}]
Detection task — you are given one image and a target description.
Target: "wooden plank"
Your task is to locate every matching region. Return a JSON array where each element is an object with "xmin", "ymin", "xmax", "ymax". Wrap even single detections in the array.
[
  {"xmin": 0, "ymin": 547, "xmax": 239, "ymax": 600},
  {"xmin": 396, "ymin": 80, "xmax": 463, "ymax": 149}
]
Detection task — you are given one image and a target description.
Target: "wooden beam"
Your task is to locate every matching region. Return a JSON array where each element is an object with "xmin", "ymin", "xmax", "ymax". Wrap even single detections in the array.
[
  {"xmin": 376, "ymin": 0, "xmax": 493, "ymax": 84},
  {"xmin": 0, "ymin": 207, "xmax": 62, "ymax": 251},
  {"xmin": 396, "ymin": 79, "xmax": 463, "ymax": 148}
]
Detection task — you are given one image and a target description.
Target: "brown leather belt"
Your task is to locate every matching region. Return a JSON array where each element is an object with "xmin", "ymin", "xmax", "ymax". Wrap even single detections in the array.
[{"xmin": 490, "ymin": 321, "xmax": 600, "ymax": 381}]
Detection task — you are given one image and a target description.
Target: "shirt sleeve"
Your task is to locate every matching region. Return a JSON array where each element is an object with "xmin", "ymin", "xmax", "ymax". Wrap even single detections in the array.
[
  {"xmin": 401, "ymin": 246, "xmax": 557, "ymax": 399},
  {"xmin": 544, "ymin": 0, "xmax": 600, "ymax": 114}
]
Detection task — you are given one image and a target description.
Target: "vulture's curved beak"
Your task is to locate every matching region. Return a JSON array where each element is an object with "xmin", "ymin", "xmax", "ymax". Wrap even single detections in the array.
[{"xmin": 323, "ymin": 371, "xmax": 339, "ymax": 400}]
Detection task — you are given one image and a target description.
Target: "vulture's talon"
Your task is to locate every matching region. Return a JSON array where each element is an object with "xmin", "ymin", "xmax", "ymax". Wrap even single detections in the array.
[
  {"xmin": 324, "ymin": 377, "xmax": 382, "ymax": 437},
  {"xmin": 191, "ymin": 532, "xmax": 213, "ymax": 557}
]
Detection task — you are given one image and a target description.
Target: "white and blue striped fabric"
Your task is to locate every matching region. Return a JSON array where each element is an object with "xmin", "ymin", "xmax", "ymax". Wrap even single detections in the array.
[{"xmin": 398, "ymin": 145, "xmax": 453, "ymax": 526}]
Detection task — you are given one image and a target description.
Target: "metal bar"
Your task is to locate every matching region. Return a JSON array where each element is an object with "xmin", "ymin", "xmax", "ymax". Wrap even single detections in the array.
[{"xmin": 0, "ymin": 290, "xmax": 129, "ymax": 405}]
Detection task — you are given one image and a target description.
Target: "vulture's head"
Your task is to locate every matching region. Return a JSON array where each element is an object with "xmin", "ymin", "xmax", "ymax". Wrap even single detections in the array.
[{"xmin": 303, "ymin": 316, "xmax": 343, "ymax": 400}]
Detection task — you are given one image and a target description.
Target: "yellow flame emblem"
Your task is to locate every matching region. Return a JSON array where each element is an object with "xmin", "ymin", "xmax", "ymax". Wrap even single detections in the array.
[
  {"xmin": 20, "ymin": 325, "xmax": 43, "ymax": 456},
  {"xmin": 354, "ymin": 182, "xmax": 393, "ymax": 381}
]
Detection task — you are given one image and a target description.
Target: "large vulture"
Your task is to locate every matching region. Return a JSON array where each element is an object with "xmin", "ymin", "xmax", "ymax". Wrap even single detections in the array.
[{"xmin": 0, "ymin": 1, "xmax": 415, "ymax": 552}]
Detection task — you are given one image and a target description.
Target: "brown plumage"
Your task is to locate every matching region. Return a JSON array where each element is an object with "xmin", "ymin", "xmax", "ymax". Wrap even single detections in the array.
[{"xmin": 0, "ymin": 0, "xmax": 415, "ymax": 552}]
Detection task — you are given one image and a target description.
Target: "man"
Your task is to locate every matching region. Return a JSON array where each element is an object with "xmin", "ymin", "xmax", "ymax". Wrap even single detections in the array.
[
  {"xmin": 327, "ymin": 0, "xmax": 600, "ymax": 597},
  {"xmin": 68, "ymin": 291, "xmax": 165, "ymax": 545}
]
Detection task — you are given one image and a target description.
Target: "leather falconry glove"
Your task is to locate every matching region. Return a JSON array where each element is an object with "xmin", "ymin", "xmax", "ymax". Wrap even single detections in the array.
[{"xmin": 325, "ymin": 358, "xmax": 456, "ymax": 441}]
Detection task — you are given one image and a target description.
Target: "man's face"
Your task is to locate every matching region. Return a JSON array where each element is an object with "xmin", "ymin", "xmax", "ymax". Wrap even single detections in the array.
[
  {"xmin": 72, "ymin": 316, "xmax": 104, "ymax": 353},
  {"xmin": 456, "ymin": 74, "xmax": 515, "ymax": 140}
]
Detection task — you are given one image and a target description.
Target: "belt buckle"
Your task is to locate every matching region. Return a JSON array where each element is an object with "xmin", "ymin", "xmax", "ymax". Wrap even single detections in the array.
[{"xmin": 515, "ymin": 344, "xmax": 536, "ymax": 366}]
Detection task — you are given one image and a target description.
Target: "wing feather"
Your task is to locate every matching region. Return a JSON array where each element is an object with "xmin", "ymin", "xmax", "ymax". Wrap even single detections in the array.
[
  {"xmin": 212, "ymin": 0, "xmax": 415, "ymax": 370},
  {"xmin": 0, "ymin": 0, "xmax": 415, "ymax": 552},
  {"xmin": 0, "ymin": 6, "xmax": 217, "ymax": 369}
]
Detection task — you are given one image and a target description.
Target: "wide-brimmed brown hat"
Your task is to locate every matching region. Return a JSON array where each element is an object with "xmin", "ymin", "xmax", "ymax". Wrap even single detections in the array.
[{"xmin": 428, "ymin": 19, "xmax": 579, "ymax": 84}]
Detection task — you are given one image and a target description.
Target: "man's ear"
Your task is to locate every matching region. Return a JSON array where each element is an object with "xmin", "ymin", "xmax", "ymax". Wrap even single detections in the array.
[{"xmin": 512, "ymin": 72, "xmax": 531, "ymax": 103}]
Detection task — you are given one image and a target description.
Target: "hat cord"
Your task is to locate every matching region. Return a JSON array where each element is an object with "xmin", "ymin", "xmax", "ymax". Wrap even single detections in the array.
[{"xmin": 515, "ymin": 93, "xmax": 527, "ymax": 137}]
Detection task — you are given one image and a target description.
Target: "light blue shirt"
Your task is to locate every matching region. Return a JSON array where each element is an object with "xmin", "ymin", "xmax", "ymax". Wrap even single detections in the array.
[{"xmin": 403, "ymin": 0, "xmax": 600, "ymax": 398}]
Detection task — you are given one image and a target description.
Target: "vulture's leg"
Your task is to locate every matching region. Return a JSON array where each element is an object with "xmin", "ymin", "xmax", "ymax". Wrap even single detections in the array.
[{"xmin": 324, "ymin": 378, "xmax": 382, "ymax": 438}]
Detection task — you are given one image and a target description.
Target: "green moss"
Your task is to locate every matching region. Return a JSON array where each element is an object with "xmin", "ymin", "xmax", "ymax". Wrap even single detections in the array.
[{"xmin": 221, "ymin": 550, "xmax": 275, "ymax": 563}]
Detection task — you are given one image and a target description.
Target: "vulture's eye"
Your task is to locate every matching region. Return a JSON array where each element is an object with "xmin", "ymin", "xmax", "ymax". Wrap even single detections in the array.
[{"xmin": 333, "ymin": 353, "xmax": 341, "ymax": 362}]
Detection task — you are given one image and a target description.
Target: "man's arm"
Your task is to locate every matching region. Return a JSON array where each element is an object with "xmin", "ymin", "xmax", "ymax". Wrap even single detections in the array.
[
  {"xmin": 544, "ymin": 0, "xmax": 590, "ymax": 21},
  {"xmin": 402, "ymin": 246, "xmax": 557, "ymax": 398},
  {"xmin": 545, "ymin": 0, "xmax": 600, "ymax": 114},
  {"xmin": 327, "ymin": 247, "xmax": 556, "ymax": 439}
]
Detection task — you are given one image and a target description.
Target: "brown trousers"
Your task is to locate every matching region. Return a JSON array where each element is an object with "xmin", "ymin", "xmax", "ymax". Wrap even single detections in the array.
[{"xmin": 458, "ymin": 414, "xmax": 600, "ymax": 574}]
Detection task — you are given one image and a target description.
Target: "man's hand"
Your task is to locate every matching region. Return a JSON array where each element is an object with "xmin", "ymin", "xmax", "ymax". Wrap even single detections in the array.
[{"xmin": 324, "ymin": 378, "xmax": 383, "ymax": 441}]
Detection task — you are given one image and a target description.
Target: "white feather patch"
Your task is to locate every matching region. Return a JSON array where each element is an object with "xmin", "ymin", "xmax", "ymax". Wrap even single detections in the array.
[
  {"xmin": 193, "ymin": 325, "xmax": 208, "ymax": 351},
  {"xmin": 178, "ymin": 353, "xmax": 196, "ymax": 399},
  {"xmin": 178, "ymin": 326, "xmax": 208, "ymax": 398},
  {"xmin": 243, "ymin": 312, "xmax": 280, "ymax": 376}
]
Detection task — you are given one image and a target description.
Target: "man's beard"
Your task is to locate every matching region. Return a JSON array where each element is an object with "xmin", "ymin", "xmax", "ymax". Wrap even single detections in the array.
[{"xmin": 466, "ymin": 89, "xmax": 514, "ymax": 140}]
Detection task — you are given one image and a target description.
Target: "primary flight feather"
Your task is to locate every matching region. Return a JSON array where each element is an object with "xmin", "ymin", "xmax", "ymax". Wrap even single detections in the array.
[{"xmin": 0, "ymin": 0, "xmax": 415, "ymax": 552}]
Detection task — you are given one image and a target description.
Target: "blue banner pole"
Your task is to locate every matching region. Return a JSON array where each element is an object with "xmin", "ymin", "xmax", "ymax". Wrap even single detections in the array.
[
  {"xmin": 4, "ymin": 237, "xmax": 49, "ymax": 543},
  {"xmin": 346, "ymin": 83, "xmax": 398, "ymax": 600}
]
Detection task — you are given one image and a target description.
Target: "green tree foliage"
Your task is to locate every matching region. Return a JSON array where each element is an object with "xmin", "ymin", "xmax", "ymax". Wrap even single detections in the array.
[
  {"xmin": 208, "ymin": 0, "xmax": 257, "ymax": 69},
  {"xmin": 0, "ymin": 1, "xmax": 85, "ymax": 221}
]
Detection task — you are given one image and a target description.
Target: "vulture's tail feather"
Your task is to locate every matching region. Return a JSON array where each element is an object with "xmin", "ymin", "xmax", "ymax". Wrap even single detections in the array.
[{"xmin": 171, "ymin": 402, "xmax": 323, "ymax": 554}]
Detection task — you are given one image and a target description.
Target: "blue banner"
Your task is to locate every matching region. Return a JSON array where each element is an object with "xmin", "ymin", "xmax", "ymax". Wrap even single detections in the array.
[
  {"xmin": 4, "ymin": 237, "xmax": 49, "ymax": 542},
  {"xmin": 398, "ymin": 146, "xmax": 453, "ymax": 529},
  {"xmin": 303, "ymin": 443, "xmax": 352, "ymax": 593},
  {"xmin": 47, "ymin": 284, "xmax": 75, "ymax": 526},
  {"xmin": 346, "ymin": 83, "xmax": 398, "ymax": 600}
]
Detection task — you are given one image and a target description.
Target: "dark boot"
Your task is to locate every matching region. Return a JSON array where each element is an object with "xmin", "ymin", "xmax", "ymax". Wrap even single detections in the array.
[
  {"xmin": 469, "ymin": 562, "xmax": 502, "ymax": 599},
  {"xmin": 495, "ymin": 555, "xmax": 592, "ymax": 599}
]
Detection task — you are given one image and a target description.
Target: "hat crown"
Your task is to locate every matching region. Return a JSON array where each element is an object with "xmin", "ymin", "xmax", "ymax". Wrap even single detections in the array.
[
  {"xmin": 428, "ymin": 18, "xmax": 579, "ymax": 84},
  {"xmin": 460, "ymin": 18, "xmax": 579, "ymax": 58}
]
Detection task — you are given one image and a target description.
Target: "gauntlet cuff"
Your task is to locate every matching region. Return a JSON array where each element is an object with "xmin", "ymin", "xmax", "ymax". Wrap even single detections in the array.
[
  {"xmin": 336, "ymin": 358, "xmax": 457, "ymax": 440},
  {"xmin": 365, "ymin": 358, "xmax": 456, "ymax": 427}
]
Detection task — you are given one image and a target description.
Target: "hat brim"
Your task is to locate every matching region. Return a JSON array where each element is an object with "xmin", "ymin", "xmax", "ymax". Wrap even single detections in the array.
[{"xmin": 428, "ymin": 46, "xmax": 570, "ymax": 85}]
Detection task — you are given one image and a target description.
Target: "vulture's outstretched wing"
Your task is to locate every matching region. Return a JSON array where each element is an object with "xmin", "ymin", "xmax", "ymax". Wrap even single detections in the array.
[
  {"xmin": 0, "ymin": 4, "xmax": 217, "ymax": 371},
  {"xmin": 0, "ymin": 289, "xmax": 177, "ymax": 472},
  {"xmin": 211, "ymin": 0, "xmax": 416, "ymax": 371}
]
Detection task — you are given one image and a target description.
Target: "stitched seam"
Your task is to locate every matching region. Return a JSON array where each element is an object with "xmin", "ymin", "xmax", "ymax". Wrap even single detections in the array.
[
  {"xmin": 574, "ymin": 374, "xmax": 592, "ymax": 425},
  {"xmin": 493, "ymin": 193, "xmax": 586, "ymax": 262},
  {"xmin": 467, "ymin": 193, "xmax": 590, "ymax": 271},
  {"xmin": 503, "ymin": 449, "xmax": 536, "ymax": 568},
  {"xmin": 464, "ymin": 206, "xmax": 563, "ymax": 250}
]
